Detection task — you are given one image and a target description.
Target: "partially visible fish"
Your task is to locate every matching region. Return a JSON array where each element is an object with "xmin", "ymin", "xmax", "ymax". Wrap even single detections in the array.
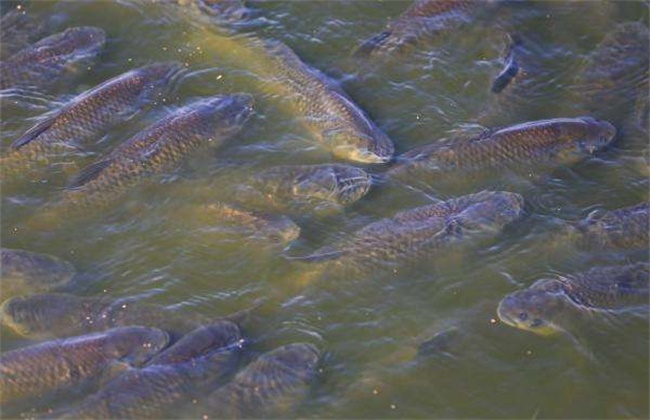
[
  {"xmin": 0, "ymin": 26, "xmax": 106, "ymax": 90},
  {"xmin": 0, "ymin": 326, "xmax": 169, "ymax": 405},
  {"xmin": 201, "ymin": 343, "xmax": 319, "ymax": 419},
  {"xmin": 0, "ymin": 8, "xmax": 45, "ymax": 59},
  {"xmin": 60, "ymin": 321, "xmax": 243, "ymax": 419},
  {"xmin": 490, "ymin": 33, "xmax": 522, "ymax": 94},
  {"xmin": 1, "ymin": 62, "xmax": 182, "ymax": 181},
  {"xmin": 0, "ymin": 248, "xmax": 75, "ymax": 299}
]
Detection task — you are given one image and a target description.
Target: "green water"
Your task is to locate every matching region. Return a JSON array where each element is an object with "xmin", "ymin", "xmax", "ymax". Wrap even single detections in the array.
[{"xmin": 1, "ymin": 1, "xmax": 648, "ymax": 418}]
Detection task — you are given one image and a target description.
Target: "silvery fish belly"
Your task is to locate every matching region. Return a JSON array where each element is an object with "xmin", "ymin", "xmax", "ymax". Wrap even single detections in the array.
[
  {"xmin": 59, "ymin": 321, "xmax": 243, "ymax": 420},
  {"xmin": 27, "ymin": 94, "xmax": 254, "ymax": 229},
  {"xmin": 0, "ymin": 9, "xmax": 45, "ymax": 59},
  {"xmin": 201, "ymin": 343, "xmax": 320, "ymax": 419},
  {"xmin": 234, "ymin": 164, "xmax": 372, "ymax": 214},
  {"xmin": 497, "ymin": 263, "xmax": 650, "ymax": 336},
  {"xmin": 0, "ymin": 293, "xmax": 210, "ymax": 341},
  {"xmin": 1, "ymin": 62, "xmax": 182, "ymax": 181},
  {"xmin": 387, "ymin": 117, "xmax": 617, "ymax": 188},
  {"xmin": 0, "ymin": 248, "xmax": 75, "ymax": 299},
  {"xmin": 354, "ymin": 0, "xmax": 475, "ymax": 58},
  {"xmin": 0, "ymin": 26, "xmax": 106, "ymax": 90},
  {"xmin": 292, "ymin": 190, "xmax": 524, "ymax": 278},
  {"xmin": 0, "ymin": 326, "xmax": 169, "ymax": 405}
]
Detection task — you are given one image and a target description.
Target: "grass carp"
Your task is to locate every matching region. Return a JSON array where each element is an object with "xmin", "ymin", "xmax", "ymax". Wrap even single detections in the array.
[
  {"xmin": 0, "ymin": 26, "xmax": 105, "ymax": 90},
  {"xmin": 0, "ymin": 326, "xmax": 169, "ymax": 405},
  {"xmin": 0, "ymin": 248, "xmax": 75, "ymax": 299},
  {"xmin": 497, "ymin": 263, "xmax": 650, "ymax": 336}
]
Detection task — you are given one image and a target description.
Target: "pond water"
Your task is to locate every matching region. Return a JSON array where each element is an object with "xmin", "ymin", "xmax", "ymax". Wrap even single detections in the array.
[{"xmin": 1, "ymin": 1, "xmax": 648, "ymax": 418}]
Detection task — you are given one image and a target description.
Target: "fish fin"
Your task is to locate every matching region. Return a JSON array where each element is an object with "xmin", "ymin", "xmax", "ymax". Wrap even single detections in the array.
[
  {"xmin": 66, "ymin": 159, "xmax": 113, "ymax": 189},
  {"xmin": 284, "ymin": 247, "xmax": 342, "ymax": 263},
  {"xmin": 353, "ymin": 30, "xmax": 392, "ymax": 58},
  {"xmin": 11, "ymin": 113, "xmax": 60, "ymax": 149}
]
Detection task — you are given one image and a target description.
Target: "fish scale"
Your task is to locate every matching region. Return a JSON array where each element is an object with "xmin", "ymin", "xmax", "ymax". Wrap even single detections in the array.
[{"xmin": 572, "ymin": 202, "xmax": 650, "ymax": 250}]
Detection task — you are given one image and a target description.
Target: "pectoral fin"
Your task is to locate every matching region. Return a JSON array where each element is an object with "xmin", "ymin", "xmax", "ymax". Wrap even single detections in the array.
[{"xmin": 66, "ymin": 159, "xmax": 113, "ymax": 189}]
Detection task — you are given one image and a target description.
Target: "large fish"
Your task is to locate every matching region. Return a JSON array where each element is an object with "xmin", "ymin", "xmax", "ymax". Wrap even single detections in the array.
[
  {"xmin": 354, "ymin": 0, "xmax": 476, "ymax": 58},
  {"xmin": 0, "ymin": 26, "xmax": 106, "ymax": 90},
  {"xmin": 288, "ymin": 190, "xmax": 524, "ymax": 278},
  {"xmin": 0, "ymin": 8, "xmax": 45, "ymax": 59},
  {"xmin": 0, "ymin": 326, "xmax": 169, "ymax": 405},
  {"xmin": 28, "ymin": 94, "xmax": 253, "ymax": 229},
  {"xmin": 387, "ymin": 117, "xmax": 616, "ymax": 189},
  {"xmin": 201, "ymin": 343, "xmax": 319, "ymax": 419},
  {"xmin": 59, "ymin": 321, "xmax": 243, "ymax": 419},
  {"xmin": 232, "ymin": 164, "xmax": 373, "ymax": 214},
  {"xmin": 0, "ymin": 293, "xmax": 211, "ymax": 341},
  {"xmin": 0, "ymin": 248, "xmax": 75, "ymax": 299},
  {"xmin": 1, "ymin": 62, "xmax": 182, "ymax": 181},
  {"xmin": 497, "ymin": 263, "xmax": 650, "ymax": 336}
]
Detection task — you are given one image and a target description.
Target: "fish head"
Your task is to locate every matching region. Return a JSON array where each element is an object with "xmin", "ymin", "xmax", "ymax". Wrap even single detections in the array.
[
  {"xmin": 291, "ymin": 165, "xmax": 371, "ymax": 206},
  {"xmin": 265, "ymin": 343, "xmax": 320, "ymax": 382},
  {"xmin": 454, "ymin": 191, "xmax": 524, "ymax": 234},
  {"xmin": 104, "ymin": 326, "xmax": 170, "ymax": 366},
  {"xmin": 327, "ymin": 129, "xmax": 394, "ymax": 164},
  {"xmin": 203, "ymin": 93, "xmax": 255, "ymax": 138},
  {"xmin": 496, "ymin": 282, "xmax": 570, "ymax": 336},
  {"xmin": 128, "ymin": 62, "xmax": 183, "ymax": 98},
  {"xmin": 572, "ymin": 117, "xmax": 617, "ymax": 154},
  {"xmin": 50, "ymin": 26, "xmax": 106, "ymax": 56},
  {"xmin": 254, "ymin": 214, "xmax": 301, "ymax": 246}
]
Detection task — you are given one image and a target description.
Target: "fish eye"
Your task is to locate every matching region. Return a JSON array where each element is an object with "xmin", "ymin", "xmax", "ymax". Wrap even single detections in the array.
[{"xmin": 518, "ymin": 312, "xmax": 528, "ymax": 321}]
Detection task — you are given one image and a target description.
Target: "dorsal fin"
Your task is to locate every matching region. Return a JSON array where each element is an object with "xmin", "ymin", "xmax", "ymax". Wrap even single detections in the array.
[
  {"xmin": 353, "ymin": 30, "xmax": 392, "ymax": 58},
  {"xmin": 283, "ymin": 246, "xmax": 342, "ymax": 263},
  {"xmin": 66, "ymin": 159, "xmax": 113, "ymax": 189},
  {"xmin": 11, "ymin": 113, "xmax": 61, "ymax": 149}
]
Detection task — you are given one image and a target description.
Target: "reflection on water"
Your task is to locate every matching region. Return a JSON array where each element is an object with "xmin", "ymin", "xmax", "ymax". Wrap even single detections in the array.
[{"xmin": 1, "ymin": 1, "xmax": 648, "ymax": 418}]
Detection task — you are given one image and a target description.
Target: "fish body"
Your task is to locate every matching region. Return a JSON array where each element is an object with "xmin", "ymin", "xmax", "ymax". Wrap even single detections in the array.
[
  {"xmin": 0, "ymin": 248, "xmax": 75, "ymax": 299},
  {"xmin": 1, "ymin": 62, "xmax": 182, "ymax": 180},
  {"xmin": 0, "ymin": 326, "xmax": 169, "ymax": 405},
  {"xmin": 60, "ymin": 321, "xmax": 243, "ymax": 419},
  {"xmin": 0, "ymin": 293, "xmax": 210, "ymax": 340},
  {"xmin": 497, "ymin": 263, "xmax": 650, "ymax": 336},
  {"xmin": 0, "ymin": 26, "xmax": 106, "ymax": 90},
  {"xmin": 0, "ymin": 9, "xmax": 45, "ymax": 59},
  {"xmin": 388, "ymin": 117, "xmax": 616, "ymax": 187},
  {"xmin": 202, "ymin": 343, "xmax": 319, "ymax": 419},
  {"xmin": 234, "ymin": 164, "xmax": 372, "ymax": 214}
]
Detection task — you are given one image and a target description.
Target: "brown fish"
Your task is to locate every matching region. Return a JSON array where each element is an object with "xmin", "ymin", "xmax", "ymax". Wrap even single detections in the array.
[{"xmin": 0, "ymin": 248, "xmax": 75, "ymax": 299}]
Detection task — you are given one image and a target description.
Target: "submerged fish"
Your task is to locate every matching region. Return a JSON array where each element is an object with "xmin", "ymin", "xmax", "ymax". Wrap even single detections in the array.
[
  {"xmin": 0, "ymin": 9, "xmax": 45, "ymax": 59},
  {"xmin": 28, "ymin": 94, "xmax": 253, "ymax": 228},
  {"xmin": 388, "ymin": 117, "xmax": 616, "ymax": 189},
  {"xmin": 490, "ymin": 33, "xmax": 522, "ymax": 94},
  {"xmin": 0, "ymin": 26, "xmax": 106, "ymax": 90},
  {"xmin": 0, "ymin": 326, "xmax": 169, "ymax": 405},
  {"xmin": 354, "ymin": 0, "xmax": 476, "ymax": 58},
  {"xmin": 0, "ymin": 248, "xmax": 75, "ymax": 299},
  {"xmin": 497, "ymin": 263, "xmax": 650, "ymax": 336},
  {"xmin": 201, "ymin": 343, "xmax": 319, "ymax": 419},
  {"xmin": 0, "ymin": 293, "xmax": 211, "ymax": 340},
  {"xmin": 1, "ymin": 62, "xmax": 181, "ymax": 181},
  {"xmin": 60, "ymin": 321, "xmax": 243, "ymax": 419},
  {"xmin": 289, "ymin": 190, "xmax": 523, "ymax": 278},
  {"xmin": 233, "ymin": 164, "xmax": 372, "ymax": 214}
]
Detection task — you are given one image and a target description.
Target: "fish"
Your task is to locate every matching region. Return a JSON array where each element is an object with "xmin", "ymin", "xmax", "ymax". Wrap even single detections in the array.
[
  {"xmin": 0, "ymin": 8, "xmax": 45, "ymax": 59},
  {"xmin": 1, "ymin": 62, "xmax": 182, "ymax": 181},
  {"xmin": 0, "ymin": 26, "xmax": 106, "ymax": 90},
  {"xmin": 192, "ymin": 30, "xmax": 394, "ymax": 163},
  {"xmin": 27, "ymin": 94, "xmax": 254, "ymax": 229},
  {"xmin": 201, "ymin": 343, "xmax": 319, "ymax": 419},
  {"xmin": 0, "ymin": 293, "xmax": 211, "ymax": 341},
  {"xmin": 0, "ymin": 248, "xmax": 75, "ymax": 299},
  {"xmin": 59, "ymin": 321, "xmax": 243, "ymax": 419},
  {"xmin": 233, "ymin": 164, "xmax": 373, "ymax": 214},
  {"xmin": 497, "ymin": 263, "xmax": 650, "ymax": 336},
  {"xmin": 387, "ymin": 117, "xmax": 616, "ymax": 189},
  {"xmin": 490, "ymin": 33, "xmax": 522, "ymax": 94},
  {"xmin": 0, "ymin": 326, "xmax": 169, "ymax": 405},
  {"xmin": 354, "ymin": 0, "xmax": 476, "ymax": 58},
  {"xmin": 288, "ymin": 190, "xmax": 524, "ymax": 278}
]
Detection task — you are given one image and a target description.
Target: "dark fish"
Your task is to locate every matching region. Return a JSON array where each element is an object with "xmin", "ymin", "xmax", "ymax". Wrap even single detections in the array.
[
  {"xmin": 59, "ymin": 321, "xmax": 243, "ymax": 419},
  {"xmin": 0, "ymin": 326, "xmax": 169, "ymax": 405},
  {"xmin": 0, "ymin": 8, "xmax": 45, "ymax": 59},
  {"xmin": 28, "ymin": 94, "xmax": 253, "ymax": 229},
  {"xmin": 233, "ymin": 164, "xmax": 372, "ymax": 214},
  {"xmin": 0, "ymin": 26, "xmax": 106, "ymax": 90},
  {"xmin": 289, "ymin": 191, "xmax": 523, "ymax": 278},
  {"xmin": 354, "ymin": 0, "xmax": 475, "ymax": 58},
  {"xmin": 497, "ymin": 263, "xmax": 650, "ymax": 336},
  {"xmin": 491, "ymin": 33, "xmax": 522, "ymax": 94},
  {"xmin": 0, "ymin": 248, "xmax": 75, "ymax": 299},
  {"xmin": 202, "ymin": 343, "xmax": 319, "ymax": 419},
  {"xmin": 1, "ymin": 62, "xmax": 182, "ymax": 181},
  {"xmin": 388, "ymin": 117, "xmax": 616, "ymax": 188},
  {"xmin": 0, "ymin": 293, "xmax": 210, "ymax": 340}
]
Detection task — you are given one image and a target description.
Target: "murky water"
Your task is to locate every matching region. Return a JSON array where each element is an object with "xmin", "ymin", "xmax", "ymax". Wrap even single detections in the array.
[{"xmin": 1, "ymin": 1, "xmax": 648, "ymax": 418}]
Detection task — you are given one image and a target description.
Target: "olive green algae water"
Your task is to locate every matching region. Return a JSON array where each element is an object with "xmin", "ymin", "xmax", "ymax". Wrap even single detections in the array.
[{"xmin": 1, "ymin": 1, "xmax": 649, "ymax": 418}]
